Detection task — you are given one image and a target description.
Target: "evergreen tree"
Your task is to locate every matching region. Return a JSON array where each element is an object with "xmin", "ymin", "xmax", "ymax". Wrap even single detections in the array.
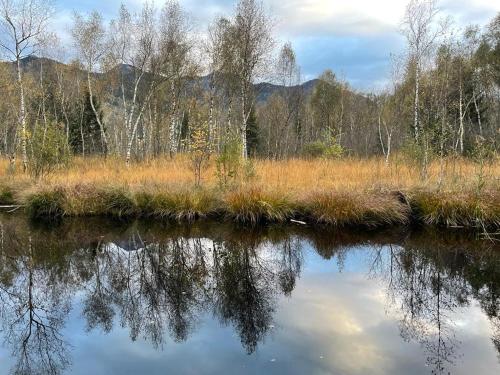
[
  {"xmin": 246, "ymin": 106, "xmax": 259, "ymax": 157},
  {"xmin": 69, "ymin": 92, "xmax": 106, "ymax": 155}
]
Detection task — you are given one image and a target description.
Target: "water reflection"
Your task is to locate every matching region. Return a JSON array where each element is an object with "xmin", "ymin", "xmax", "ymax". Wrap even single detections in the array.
[{"xmin": 0, "ymin": 216, "xmax": 498, "ymax": 374}]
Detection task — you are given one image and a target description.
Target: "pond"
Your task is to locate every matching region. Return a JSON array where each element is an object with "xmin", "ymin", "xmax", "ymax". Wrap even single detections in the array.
[{"xmin": 0, "ymin": 215, "xmax": 498, "ymax": 375}]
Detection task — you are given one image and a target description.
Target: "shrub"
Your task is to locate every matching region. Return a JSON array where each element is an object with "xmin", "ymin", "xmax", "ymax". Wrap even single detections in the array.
[
  {"xmin": 28, "ymin": 122, "xmax": 70, "ymax": 180},
  {"xmin": 302, "ymin": 141, "xmax": 327, "ymax": 159},
  {"xmin": 187, "ymin": 120, "xmax": 212, "ymax": 186},
  {"xmin": 216, "ymin": 135, "xmax": 242, "ymax": 188},
  {"xmin": 302, "ymin": 137, "xmax": 344, "ymax": 159}
]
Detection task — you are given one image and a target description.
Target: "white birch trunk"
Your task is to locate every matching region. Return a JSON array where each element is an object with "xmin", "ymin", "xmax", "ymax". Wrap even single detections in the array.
[
  {"xmin": 414, "ymin": 62, "xmax": 420, "ymax": 142},
  {"xmin": 16, "ymin": 58, "xmax": 28, "ymax": 172},
  {"xmin": 87, "ymin": 72, "xmax": 109, "ymax": 155}
]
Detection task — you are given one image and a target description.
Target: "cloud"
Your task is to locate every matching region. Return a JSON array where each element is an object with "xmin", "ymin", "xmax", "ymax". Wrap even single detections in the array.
[{"xmin": 52, "ymin": 0, "xmax": 500, "ymax": 91}]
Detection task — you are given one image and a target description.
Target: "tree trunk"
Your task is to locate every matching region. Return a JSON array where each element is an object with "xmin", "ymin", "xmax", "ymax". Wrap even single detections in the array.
[
  {"xmin": 472, "ymin": 89, "xmax": 482, "ymax": 137},
  {"xmin": 16, "ymin": 58, "xmax": 28, "ymax": 172},
  {"xmin": 169, "ymin": 81, "xmax": 178, "ymax": 157},
  {"xmin": 458, "ymin": 78, "xmax": 464, "ymax": 154},
  {"xmin": 240, "ymin": 85, "xmax": 248, "ymax": 159},
  {"xmin": 87, "ymin": 72, "xmax": 109, "ymax": 156},
  {"xmin": 414, "ymin": 62, "xmax": 420, "ymax": 142}
]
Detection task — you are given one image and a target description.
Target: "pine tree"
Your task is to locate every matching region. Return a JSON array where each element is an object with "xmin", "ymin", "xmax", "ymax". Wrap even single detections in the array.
[
  {"xmin": 246, "ymin": 106, "xmax": 259, "ymax": 157},
  {"xmin": 69, "ymin": 92, "xmax": 106, "ymax": 155}
]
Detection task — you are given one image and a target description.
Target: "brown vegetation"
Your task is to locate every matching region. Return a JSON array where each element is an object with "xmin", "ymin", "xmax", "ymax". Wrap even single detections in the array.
[{"xmin": 0, "ymin": 156, "xmax": 498, "ymax": 229}]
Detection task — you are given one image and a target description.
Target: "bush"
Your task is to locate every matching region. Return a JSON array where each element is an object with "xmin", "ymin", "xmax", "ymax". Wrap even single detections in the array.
[
  {"xmin": 28, "ymin": 122, "xmax": 70, "ymax": 180},
  {"xmin": 187, "ymin": 120, "xmax": 212, "ymax": 186},
  {"xmin": 302, "ymin": 141, "xmax": 327, "ymax": 158},
  {"xmin": 302, "ymin": 137, "xmax": 344, "ymax": 159},
  {"xmin": 216, "ymin": 135, "xmax": 242, "ymax": 188}
]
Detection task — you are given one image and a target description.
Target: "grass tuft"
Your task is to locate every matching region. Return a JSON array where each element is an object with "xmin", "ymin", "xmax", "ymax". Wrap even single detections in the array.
[
  {"xmin": 27, "ymin": 189, "xmax": 66, "ymax": 219},
  {"xmin": 303, "ymin": 191, "xmax": 410, "ymax": 227},
  {"xmin": 224, "ymin": 188, "xmax": 295, "ymax": 224},
  {"xmin": 411, "ymin": 190, "xmax": 500, "ymax": 228},
  {"xmin": 136, "ymin": 188, "xmax": 219, "ymax": 222},
  {"xmin": 0, "ymin": 185, "xmax": 15, "ymax": 205}
]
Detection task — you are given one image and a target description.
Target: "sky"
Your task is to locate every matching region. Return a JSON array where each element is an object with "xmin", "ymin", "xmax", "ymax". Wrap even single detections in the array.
[{"xmin": 53, "ymin": 0, "xmax": 500, "ymax": 91}]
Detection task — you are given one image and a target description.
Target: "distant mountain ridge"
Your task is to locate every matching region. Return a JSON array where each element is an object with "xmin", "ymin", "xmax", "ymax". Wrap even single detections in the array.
[{"xmin": 3, "ymin": 56, "xmax": 320, "ymax": 104}]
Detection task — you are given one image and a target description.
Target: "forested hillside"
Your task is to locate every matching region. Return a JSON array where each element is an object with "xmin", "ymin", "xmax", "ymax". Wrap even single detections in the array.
[{"xmin": 0, "ymin": 0, "xmax": 498, "ymax": 169}]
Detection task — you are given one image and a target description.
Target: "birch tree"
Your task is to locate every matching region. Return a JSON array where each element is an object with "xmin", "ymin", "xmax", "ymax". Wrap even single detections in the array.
[
  {"xmin": 207, "ymin": 16, "xmax": 239, "ymax": 148},
  {"xmin": 109, "ymin": 3, "xmax": 157, "ymax": 165},
  {"xmin": 158, "ymin": 0, "xmax": 196, "ymax": 157},
  {"xmin": 401, "ymin": 0, "xmax": 446, "ymax": 142},
  {"xmin": 273, "ymin": 42, "xmax": 301, "ymax": 158},
  {"xmin": 0, "ymin": 0, "xmax": 54, "ymax": 171},
  {"xmin": 72, "ymin": 11, "xmax": 109, "ymax": 156},
  {"xmin": 232, "ymin": 0, "xmax": 273, "ymax": 159}
]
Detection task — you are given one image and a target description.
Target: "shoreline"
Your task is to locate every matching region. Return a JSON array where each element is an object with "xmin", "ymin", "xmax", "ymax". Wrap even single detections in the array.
[{"xmin": 1, "ymin": 184, "xmax": 497, "ymax": 230}]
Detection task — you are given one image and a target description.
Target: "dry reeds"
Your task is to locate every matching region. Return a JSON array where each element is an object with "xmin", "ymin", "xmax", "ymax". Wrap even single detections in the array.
[{"xmin": 0, "ymin": 155, "xmax": 498, "ymax": 229}]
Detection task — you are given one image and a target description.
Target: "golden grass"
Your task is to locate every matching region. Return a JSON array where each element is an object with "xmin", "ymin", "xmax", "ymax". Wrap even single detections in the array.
[
  {"xmin": 2, "ymin": 154, "xmax": 498, "ymax": 193},
  {"xmin": 0, "ymin": 155, "xmax": 498, "ymax": 228}
]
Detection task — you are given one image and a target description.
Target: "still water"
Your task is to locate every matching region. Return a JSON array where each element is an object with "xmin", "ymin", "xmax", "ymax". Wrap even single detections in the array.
[{"xmin": 0, "ymin": 215, "xmax": 498, "ymax": 375}]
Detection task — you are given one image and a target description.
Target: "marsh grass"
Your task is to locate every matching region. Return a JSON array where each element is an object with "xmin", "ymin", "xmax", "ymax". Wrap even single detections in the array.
[
  {"xmin": 0, "ymin": 185, "xmax": 15, "ymax": 205},
  {"xmin": 27, "ymin": 189, "xmax": 66, "ymax": 219},
  {"xmin": 224, "ymin": 188, "xmax": 296, "ymax": 224},
  {"xmin": 1, "ymin": 155, "xmax": 497, "ymax": 228},
  {"xmin": 136, "ymin": 188, "xmax": 220, "ymax": 221},
  {"xmin": 411, "ymin": 190, "xmax": 500, "ymax": 229},
  {"xmin": 302, "ymin": 191, "xmax": 410, "ymax": 227}
]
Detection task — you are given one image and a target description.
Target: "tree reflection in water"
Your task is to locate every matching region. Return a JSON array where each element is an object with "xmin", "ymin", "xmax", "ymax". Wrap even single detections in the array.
[
  {"xmin": 0, "ymin": 217, "xmax": 497, "ymax": 374},
  {"xmin": 0, "ymin": 224, "xmax": 71, "ymax": 374},
  {"xmin": 368, "ymin": 231, "xmax": 500, "ymax": 374}
]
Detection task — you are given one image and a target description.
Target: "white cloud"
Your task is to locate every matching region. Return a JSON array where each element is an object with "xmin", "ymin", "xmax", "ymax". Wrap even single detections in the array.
[{"xmin": 51, "ymin": 0, "xmax": 500, "ymax": 90}]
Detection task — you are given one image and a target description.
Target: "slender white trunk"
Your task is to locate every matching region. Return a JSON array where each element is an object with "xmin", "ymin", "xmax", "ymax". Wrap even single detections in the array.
[
  {"xmin": 125, "ymin": 86, "xmax": 155, "ymax": 166},
  {"xmin": 208, "ymin": 92, "xmax": 214, "ymax": 143},
  {"xmin": 16, "ymin": 57, "xmax": 28, "ymax": 172},
  {"xmin": 458, "ymin": 77, "xmax": 464, "ymax": 154},
  {"xmin": 414, "ymin": 62, "xmax": 420, "ymax": 142},
  {"xmin": 169, "ymin": 81, "xmax": 178, "ymax": 156},
  {"xmin": 240, "ymin": 85, "xmax": 248, "ymax": 159},
  {"xmin": 472, "ymin": 89, "xmax": 482, "ymax": 137},
  {"xmin": 378, "ymin": 110, "xmax": 386, "ymax": 157},
  {"xmin": 87, "ymin": 72, "xmax": 109, "ymax": 156}
]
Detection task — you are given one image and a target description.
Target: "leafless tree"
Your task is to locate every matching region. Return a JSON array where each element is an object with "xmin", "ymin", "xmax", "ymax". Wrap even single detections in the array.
[
  {"xmin": 109, "ymin": 3, "xmax": 157, "ymax": 165},
  {"xmin": 232, "ymin": 0, "xmax": 273, "ymax": 158},
  {"xmin": 401, "ymin": 0, "xmax": 447, "ymax": 142},
  {"xmin": 157, "ymin": 0, "xmax": 197, "ymax": 157},
  {"xmin": 72, "ymin": 10, "xmax": 110, "ymax": 156},
  {"xmin": 0, "ymin": 0, "xmax": 55, "ymax": 171}
]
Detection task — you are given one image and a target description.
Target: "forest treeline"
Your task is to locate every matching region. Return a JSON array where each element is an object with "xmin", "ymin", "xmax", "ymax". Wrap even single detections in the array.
[{"xmin": 0, "ymin": 0, "xmax": 498, "ymax": 171}]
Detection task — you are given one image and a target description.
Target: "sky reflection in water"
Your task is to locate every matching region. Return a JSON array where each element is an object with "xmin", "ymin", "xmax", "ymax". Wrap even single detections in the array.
[{"xmin": 0, "ymin": 216, "xmax": 498, "ymax": 375}]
